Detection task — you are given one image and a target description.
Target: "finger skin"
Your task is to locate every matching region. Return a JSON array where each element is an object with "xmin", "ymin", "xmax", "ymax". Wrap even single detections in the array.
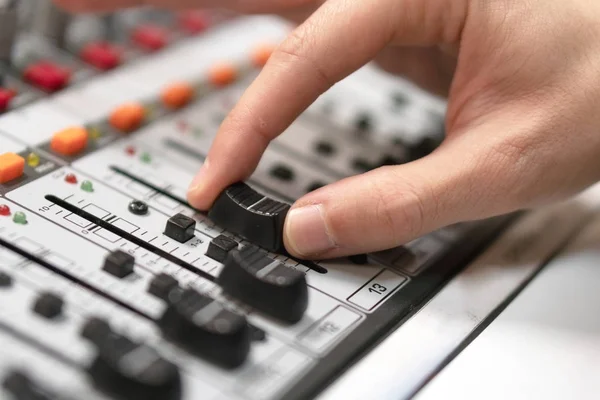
[{"xmin": 187, "ymin": 0, "xmax": 411, "ymax": 210}]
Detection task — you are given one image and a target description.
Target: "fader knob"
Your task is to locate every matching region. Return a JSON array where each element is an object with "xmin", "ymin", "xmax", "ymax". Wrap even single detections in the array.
[
  {"xmin": 208, "ymin": 182, "xmax": 290, "ymax": 252},
  {"xmin": 157, "ymin": 287, "xmax": 251, "ymax": 369},
  {"xmin": 82, "ymin": 318, "xmax": 182, "ymax": 400},
  {"xmin": 205, "ymin": 234, "xmax": 238, "ymax": 263},
  {"xmin": 219, "ymin": 246, "xmax": 308, "ymax": 323}
]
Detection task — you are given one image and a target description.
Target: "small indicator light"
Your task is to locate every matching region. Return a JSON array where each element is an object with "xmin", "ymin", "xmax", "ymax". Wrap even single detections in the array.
[
  {"xmin": 89, "ymin": 127, "xmax": 102, "ymax": 140},
  {"xmin": 140, "ymin": 152, "xmax": 152, "ymax": 164},
  {"xmin": 65, "ymin": 173, "xmax": 78, "ymax": 184},
  {"xmin": 81, "ymin": 180, "xmax": 94, "ymax": 192},
  {"xmin": 13, "ymin": 211, "xmax": 27, "ymax": 225},
  {"xmin": 27, "ymin": 152, "xmax": 40, "ymax": 167},
  {"xmin": 125, "ymin": 146, "xmax": 136, "ymax": 156},
  {"xmin": 0, "ymin": 205, "xmax": 10, "ymax": 216}
]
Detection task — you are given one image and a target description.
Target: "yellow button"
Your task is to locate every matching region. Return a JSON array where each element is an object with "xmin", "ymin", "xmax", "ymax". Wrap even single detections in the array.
[
  {"xmin": 109, "ymin": 102, "xmax": 146, "ymax": 133},
  {"xmin": 51, "ymin": 126, "xmax": 89, "ymax": 156},
  {"xmin": 161, "ymin": 82, "xmax": 194, "ymax": 109},
  {"xmin": 251, "ymin": 44, "xmax": 275, "ymax": 68},
  {"xmin": 0, "ymin": 152, "xmax": 25, "ymax": 184},
  {"xmin": 208, "ymin": 63, "xmax": 237, "ymax": 87}
]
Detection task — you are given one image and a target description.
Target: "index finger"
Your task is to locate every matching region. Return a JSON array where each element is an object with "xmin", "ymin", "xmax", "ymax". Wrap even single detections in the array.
[{"xmin": 187, "ymin": 0, "xmax": 397, "ymax": 209}]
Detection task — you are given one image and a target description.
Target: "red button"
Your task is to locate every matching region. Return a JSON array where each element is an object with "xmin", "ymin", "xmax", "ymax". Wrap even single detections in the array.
[
  {"xmin": 23, "ymin": 61, "xmax": 71, "ymax": 93},
  {"xmin": 0, "ymin": 88, "xmax": 16, "ymax": 112},
  {"xmin": 65, "ymin": 173, "xmax": 78, "ymax": 184},
  {"xmin": 178, "ymin": 11, "xmax": 210, "ymax": 35},
  {"xmin": 80, "ymin": 41, "xmax": 122, "ymax": 70},
  {"xmin": 131, "ymin": 24, "xmax": 169, "ymax": 52}
]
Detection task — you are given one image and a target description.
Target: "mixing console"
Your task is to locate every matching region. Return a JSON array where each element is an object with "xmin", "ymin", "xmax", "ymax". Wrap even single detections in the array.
[{"xmin": 0, "ymin": 2, "xmax": 514, "ymax": 399}]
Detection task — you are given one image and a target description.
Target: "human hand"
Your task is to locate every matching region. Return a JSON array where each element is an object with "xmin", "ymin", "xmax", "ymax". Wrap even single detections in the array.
[{"xmin": 57, "ymin": 0, "xmax": 600, "ymax": 260}]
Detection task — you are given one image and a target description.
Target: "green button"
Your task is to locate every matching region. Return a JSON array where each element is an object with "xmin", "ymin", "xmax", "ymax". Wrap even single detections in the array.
[
  {"xmin": 13, "ymin": 211, "xmax": 27, "ymax": 225},
  {"xmin": 140, "ymin": 152, "xmax": 152, "ymax": 164},
  {"xmin": 81, "ymin": 180, "xmax": 94, "ymax": 193}
]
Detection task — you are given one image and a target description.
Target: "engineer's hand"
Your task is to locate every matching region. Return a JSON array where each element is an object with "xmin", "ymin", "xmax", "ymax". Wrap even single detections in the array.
[{"xmin": 58, "ymin": 0, "xmax": 600, "ymax": 260}]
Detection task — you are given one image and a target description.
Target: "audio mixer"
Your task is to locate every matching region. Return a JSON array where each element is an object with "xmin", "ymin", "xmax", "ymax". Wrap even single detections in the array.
[{"xmin": 0, "ymin": 1, "xmax": 522, "ymax": 399}]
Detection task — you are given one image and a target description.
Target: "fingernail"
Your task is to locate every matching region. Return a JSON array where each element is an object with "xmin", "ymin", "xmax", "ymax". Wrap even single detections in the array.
[
  {"xmin": 188, "ymin": 159, "xmax": 210, "ymax": 194},
  {"xmin": 285, "ymin": 205, "xmax": 335, "ymax": 257}
]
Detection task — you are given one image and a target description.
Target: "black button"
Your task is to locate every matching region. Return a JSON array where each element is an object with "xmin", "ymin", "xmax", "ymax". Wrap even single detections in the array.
[
  {"xmin": 208, "ymin": 182, "xmax": 289, "ymax": 252},
  {"xmin": 352, "ymin": 158, "xmax": 373, "ymax": 172},
  {"xmin": 103, "ymin": 250, "xmax": 135, "ymax": 278},
  {"xmin": 269, "ymin": 164, "xmax": 295, "ymax": 182},
  {"xmin": 306, "ymin": 181, "xmax": 325, "ymax": 193},
  {"xmin": 355, "ymin": 113, "xmax": 372, "ymax": 132},
  {"xmin": 81, "ymin": 317, "xmax": 113, "ymax": 344},
  {"xmin": 205, "ymin": 235, "xmax": 238, "ymax": 263},
  {"xmin": 147, "ymin": 273, "xmax": 179, "ymax": 301},
  {"xmin": 218, "ymin": 246, "xmax": 308, "ymax": 323},
  {"xmin": 314, "ymin": 141, "xmax": 335, "ymax": 156},
  {"xmin": 84, "ymin": 325, "xmax": 182, "ymax": 400},
  {"xmin": 32, "ymin": 292, "xmax": 63, "ymax": 319},
  {"xmin": 129, "ymin": 200, "xmax": 149, "ymax": 216},
  {"xmin": 164, "ymin": 213, "xmax": 196, "ymax": 243},
  {"xmin": 3, "ymin": 371, "xmax": 54, "ymax": 400},
  {"xmin": 0, "ymin": 272, "xmax": 12, "ymax": 288},
  {"xmin": 158, "ymin": 287, "xmax": 251, "ymax": 368}
]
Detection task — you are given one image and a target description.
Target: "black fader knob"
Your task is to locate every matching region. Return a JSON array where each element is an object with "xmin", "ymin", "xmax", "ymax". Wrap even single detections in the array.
[
  {"xmin": 219, "ymin": 246, "xmax": 308, "ymax": 323},
  {"xmin": 103, "ymin": 250, "xmax": 135, "ymax": 278},
  {"xmin": 164, "ymin": 213, "xmax": 196, "ymax": 243},
  {"xmin": 2, "ymin": 370, "xmax": 55, "ymax": 400},
  {"xmin": 205, "ymin": 234, "xmax": 238, "ymax": 263},
  {"xmin": 208, "ymin": 182, "xmax": 290, "ymax": 252},
  {"xmin": 157, "ymin": 286, "xmax": 251, "ymax": 369},
  {"xmin": 81, "ymin": 318, "xmax": 182, "ymax": 400},
  {"xmin": 32, "ymin": 292, "xmax": 64, "ymax": 320}
]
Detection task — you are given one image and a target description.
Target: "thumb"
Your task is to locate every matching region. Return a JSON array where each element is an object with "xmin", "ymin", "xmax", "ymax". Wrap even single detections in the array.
[{"xmin": 283, "ymin": 126, "xmax": 537, "ymax": 259}]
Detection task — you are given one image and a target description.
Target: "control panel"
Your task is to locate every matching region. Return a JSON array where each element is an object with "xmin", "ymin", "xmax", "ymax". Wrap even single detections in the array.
[{"xmin": 0, "ymin": 2, "xmax": 512, "ymax": 399}]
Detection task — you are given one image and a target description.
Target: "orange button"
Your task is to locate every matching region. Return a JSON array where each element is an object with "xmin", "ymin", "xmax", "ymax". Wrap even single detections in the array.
[
  {"xmin": 109, "ymin": 102, "xmax": 146, "ymax": 133},
  {"xmin": 251, "ymin": 44, "xmax": 275, "ymax": 68},
  {"xmin": 51, "ymin": 126, "xmax": 89, "ymax": 156},
  {"xmin": 208, "ymin": 63, "xmax": 237, "ymax": 87},
  {"xmin": 0, "ymin": 152, "xmax": 25, "ymax": 184},
  {"xmin": 161, "ymin": 82, "xmax": 194, "ymax": 109}
]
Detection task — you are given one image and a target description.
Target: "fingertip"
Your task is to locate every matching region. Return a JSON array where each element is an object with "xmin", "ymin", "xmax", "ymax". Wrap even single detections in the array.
[{"xmin": 186, "ymin": 163, "xmax": 217, "ymax": 210}]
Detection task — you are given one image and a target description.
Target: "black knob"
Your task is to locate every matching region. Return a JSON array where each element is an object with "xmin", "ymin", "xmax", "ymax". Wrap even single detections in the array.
[
  {"xmin": 103, "ymin": 250, "xmax": 135, "ymax": 278},
  {"xmin": 218, "ymin": 246, "xmax": 308, "ymax": 323},
  {"xmin": 157, "ymin": 287, "xmax": 251, "ymax": 369},
  {"xmin": 82, "ymin": 319, "xmax": 182, "ymax": 400},
  {"xmin": 32, "ymin": 292, "xmax": 64, "ymax": 320},
  {"xmin": 164, "ymin": 213, "xmax": 196, "ymax": 243},
  {"xmin": 0, "ymin": 271, "xmax": 12, "ymax": 288},
  {"xmin": 208, "ymin": 183, "xmax": 290, "ymax": 252},
  {"xmin": 147, "ymin": 273, "xmax": 179, "ymax": 300},
  {"xmin": 2, "ymin": 370, "xmax": 55, "ymax": 400},
  {"xmin": 205, "ymin": 235, "xmax": 238, "ymax": 263},
  {"xmin": 128, "ymin": 200, "xmax": 149, "ymax": 216}
]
